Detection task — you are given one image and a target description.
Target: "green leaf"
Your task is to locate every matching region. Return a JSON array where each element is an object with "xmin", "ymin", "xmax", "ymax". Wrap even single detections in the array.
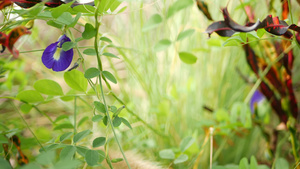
[
  {"xmin": 92, "ymin": 115, "xmax": 104, "ymax": 122},
  {"xmin": 54, "ymin": 114, "xmax": 69, "ymax": 123},
  {"xmin": 180, "ymin": 136, "xmax": 195, "ymax": 152},
  {"xmin": 98, "ymin": 150, "xmax": 105, "ymax": 163},
  {"xmin": 142, "ymin": 14, "xmax": 163, "ymax": 32},
  {"xmin": 34, "ymin": 79, "xmax": 64, "ymax": 96},
  {"xmin": 223, "ymin": 36, "xmax": 243, "ymax": 47},
  {"xmin": 73, "ymin": 130, "xmax": 91, "ymax": 143},
  {"xmin": 177, "ymin": 29, "xmax": 195, "ymax": 41},
  {"xmin": 68, "ymin": 12, "xmax": 81, "ymax": 28},
  {"xmin": 121, "ymin": 117, "xmax": 132, "ymax": 129},
  {"xmin": 62, "ymin": 42, "xmax": 76, "ymax": 51},
  {"xmin": 82, "ymin": 23, "xmax": 96, "ymax": 39},
  {"xmin": 257, "ymin": 29, "xmax": 266, "ymax": 38},
  {"xmin": 102, "ymin": 71, "xmax": 117, "ymax": 84},
  {"xmin": 94, "ymin": 101, "xmax": 106, "ymax": 113},
  {"xmin": 64, "ymin": 70, "xmax": 88, "ymax": 92},
  {"xmin": 178, "ymin": 52, "xmax": 197, "ymax": 64},
  {"xmin": 113, "ymin": 116, "xmax": 122, "ymax": 127},
  {"xmin": 60, "ymin": 146, "xmax": 76, "ymax": 160},
  {"xmin": 275, "ymin": 158, "xmax": 289, "ymax": 169},
  {"xmin": 56, "ymin": 12, "xmax": 74, "ymax": 25},
  {"xmin": 60, "ymin": 132, "xmax": 73, "ymax": 142},
  {"xmin": 100, "ymin": 37, "xmax": 112, "ymax": 43},
  {"xmin": 174, "ymin": 154, "xmax": 188, "ymax": 164},
  {"xmin": 154, "ymin": 39, "xmax": 172, "ymax": 52},
  {"xmin": 103, "ymin": 52, "xmax": 119, "ymax": 59},
  {"xmin": 78, "ymin": 116, "xmax": 89, "ymax": 127},
  {"xmin": 239, "ymin": 157, "xmax": 249, "ymax": 169},
  {"xmin": 73, "ymin": 5, "xmax": 95, "ymax": 13},
  {"xmin": 20, "ymin": 163, "xmax": 41, "ymax": 169},
  {"xmin": 76, "ymin": 146, "xmax": 88, "ymax": 157},
  {"xmin": 28, "ymin": 4, "xmax": 44, "ymax": 16},
  {"xmin": 0, "ymin": 157, "xmax": 12, "ymax": 169},
  {"xmin": 36, "ymin": 150, "xmax": 55, "ymax": 165},
  {"xmin": 17, "ymin": 90, "xmax": 44, "ymax": 103},
  {"xmin": 92, "ymin": 137, "xmax": 106, "ymax": 148},
  {"xmin": 54, "ymin": 123, "xmax": 73, "ymax": 130},
  {"xmin": 51, "ymin": 3, "xmax": 73, "ymax": 18},
  {"xmin": 230, "ymin": 102, "xmax": 252, "ymax": 128},
  {"xmin": 85, "ymin": 150, "xmax": 99, "ymax": 166},
  {"xmin": 83, "ymin": 48, "xmax": 96, "ymax": 55},
  {"xmin": 97, "ymin": 0, "xmax": 121, "ymax": 13},
  {"xmin": 20, "ymin": 103, "xmax": 32, "ymax": 114},
  {"xmin": 111, "ymin": 158, "xmax": 123, "ymax": 163},
  {"xmin": 167, "ymin": 0, "xmax": 193, "ymax": 18},
  {"xmin": 47, "ymin": 20, "xmax": 64, "ymax": 29},
  {"xmin": 103, "ymin": 116, "xmax": 108, "ymax": 126},
  {"xmin": 52, "ymin": 159, "xmax": 81, "ymax": 169},
  {"xmin": 84, "ymin": 67, "xmax": 100, "ymax": 79},
  {"xmin": 250, "ymin": 156, "xmax": 258, "ymax": 169},
  {"xmin": 159, "ymin": 149, "xmax": 175, "ymax": 159}
]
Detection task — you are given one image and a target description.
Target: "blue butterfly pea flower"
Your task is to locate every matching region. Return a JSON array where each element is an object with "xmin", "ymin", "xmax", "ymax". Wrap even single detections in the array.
[
  {"xmin": 250, "ymin": 90, "xmax": 265, "ymax": 113},
  {"xmin": 42, "ymin": 34, "xmax": 73, "ymax": 72}
]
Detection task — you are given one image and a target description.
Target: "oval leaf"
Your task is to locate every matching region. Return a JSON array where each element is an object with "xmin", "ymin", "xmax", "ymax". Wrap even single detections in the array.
[
  {"xmin": 17, "ymin": 90, "xmax": 44, "ymax": 103},
  {"xmin": 20, "ymin": 103, "xmax": 32, "ymax": 114},
  {"xmin": 100, "ymin": 37, "xmax": 112, "ymax": 43},
  {"xmin": 103, "ymin": 52, "xmax": 119, "ymax": 59},
  {"xmin": 180, "ymin": 136, "xmax": 195, "ymax": 152},
  {"xmin": 64, "ymin": 70, "xmax": 88, "ymax": 92},
  {"xmin": 167, "ymin": 0, "xmax": 193, "ymax": 18},
  {"xmin": 34, "ymin": 79, "xmax": 64, "ymax": 96},
  {"xmin": 94, "ymin": 101, "xmax": 106, "ymax": 113},
  {"xmin": 142, "ymin": 14, "xmax": 163, "ymax": 32},
  {"xmin": 60, "ymin": 132, "xmax": 73, "ymax": 142},
  {"xmin": 92, "ymin": 137, "xmax": 106, "ymax": 148},
  {"xmin": 92, "ymin": 115, "xmax": 104, "ymax": 122},
  {"xmin": 62, "ymin": 42, "xmax": 76, "ymax": 51},
  {"xmin": 177, "ymin": 29, "xmax": 195, "ymax": 41},
  {"xmin": 154, "ymin": 39, "xmax": 172, "ymax": 52},
  {"xmin": 159, "ymin": 149, "xmax": 175, "ymax": 159},
  {"xmin": 59, "ymin": 146, "xmax": 76, "ymax": 160},
  {"xmin": 83, "ymin": 48, "xmax": 96, "ymax": 55},
  {"xmin": 85, "ymin": 150, "xmax": 99, "ymax": 166},
  {"xmin": 121, "ymin": 117, "xmax": 132, "ymax": 129},
  {"xmin": 113, "ymin": 116, "xmax": 122, "ymax": 127},
  {"xmin": 174, "ymin": 154, "xmax": 188, "ymax": 164},
  {"xmin": 178, "ymin": 52, "xmax": 197, "ymax": 64},
  {"xmin": 102, "ymin": 71, "xmax": 117, "ymax": 84},
  {"xmin": 73, "ymin": 130, "xmax": 91, "ymax": 143},
  {"xmin": 84, "ymin": 67, "xmax": 100, "ymax": 79}
]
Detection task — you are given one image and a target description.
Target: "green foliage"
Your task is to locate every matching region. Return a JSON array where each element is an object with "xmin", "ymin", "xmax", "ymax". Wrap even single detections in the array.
[
  {"xmin": 34, "ymin": 79, "xmax": 64, "ymax": 96},
  {"xmin": 142, "ymin": 14, "xmax": 163, "ymax": 32},
  {"xmin": 84, "ymin": 67, "xmax": 100, "ymax": 79},
  {"xmin": 1, "ymin": 0, "xmax": 299, "ymax": 168},
  {"xmin": 64, "ymin": 70, "xmax": 88, "ymax": 92}
]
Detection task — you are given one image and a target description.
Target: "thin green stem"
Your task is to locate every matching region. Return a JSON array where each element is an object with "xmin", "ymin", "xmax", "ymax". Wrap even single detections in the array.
[
  {"xmin": 94, "ymin": 4, "xmax": 131, "ymax": 169},
  {"xmin": 10, "ymin": 101, "xmax": 45, "ymax": 151},
  {"xmin": 74, "ymin": 96, "xmax": 77, "ymax": 135},
  {"xmin": 32, "ymin": 105, "xmax": 54, "ymax": 124},
  {"xmin": 110, "ymin": 92, "xmax": 168, "ymax": 138}
]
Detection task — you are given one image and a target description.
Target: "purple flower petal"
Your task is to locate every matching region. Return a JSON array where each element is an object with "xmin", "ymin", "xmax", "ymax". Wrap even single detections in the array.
[
  {"xmin": 42, "ymin": 42, "xmax": 59, "ymax": 69},
  {"xmin": 58, "ymin": 34, "xmax": 71, "ymax": 48},
  {"xmin": 52, "ymin": 49, "xmax": 73, "ymax": 72},
  {"xmin": 42, "ymin": 34, "xmax": 74, "ymax": 72},
  {"xmin": 250, "ymin": 90, "xmax": 265, "ymax": 113}
]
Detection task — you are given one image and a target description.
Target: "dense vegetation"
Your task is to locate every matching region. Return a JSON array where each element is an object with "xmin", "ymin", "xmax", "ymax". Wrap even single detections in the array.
[{"xmin": 0, "ymin": 0, "xmax": 299, "ymax": 168}]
